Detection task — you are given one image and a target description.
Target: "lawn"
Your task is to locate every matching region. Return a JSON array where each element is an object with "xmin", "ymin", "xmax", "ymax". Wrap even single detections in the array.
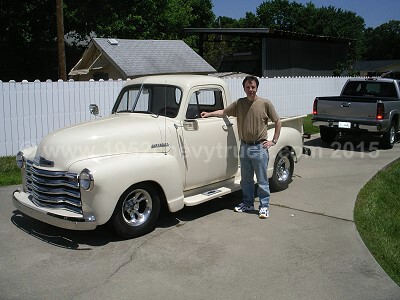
[
  {"xmin": 303, "ymin": 114, "xmax": 320, "ymax": 135},
  {"xmin": 0, "ymin": 156, "xmax": 21, "ymax": 186},
  {"xmin": 354, "ymin": 159, "xmax": 400, "ymax": 285}
]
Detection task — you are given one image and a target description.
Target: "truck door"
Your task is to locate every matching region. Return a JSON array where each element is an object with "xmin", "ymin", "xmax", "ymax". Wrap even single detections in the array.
[{"xmin": 181, "ymin": 86, "xmax": 239, "ymax": 190}]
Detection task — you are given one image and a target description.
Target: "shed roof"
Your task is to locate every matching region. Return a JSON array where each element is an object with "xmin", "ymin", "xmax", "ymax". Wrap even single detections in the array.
[{"xmin": 70, "ymin": 38, "xmax": 216, "ymax": 78}]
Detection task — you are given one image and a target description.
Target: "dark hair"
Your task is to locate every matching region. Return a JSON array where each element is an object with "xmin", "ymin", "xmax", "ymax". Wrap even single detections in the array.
[{"xmin": 242, "ymin": 75, "xmax": 259, "ymax": 88}]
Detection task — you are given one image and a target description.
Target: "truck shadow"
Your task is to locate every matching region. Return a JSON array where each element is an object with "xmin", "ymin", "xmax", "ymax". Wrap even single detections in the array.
[
  {"xmin": 11, "ymin": 210, "xmax": 117, "ymax": 249},
  {"xmin": 305, "ymin": 133, "xmax": 400, "ymax": 152},
  {"xmin": 10, "ymin": 192, "xmax": 243, "ymax": 249}
]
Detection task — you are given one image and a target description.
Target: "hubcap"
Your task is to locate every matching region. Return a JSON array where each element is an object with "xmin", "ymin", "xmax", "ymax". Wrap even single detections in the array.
[
  {"xmin": 390, "ymin": 126, "xmax": 395, "ymax": 145},
  {"xmin": 276, "ymin": 156, "xmax": 290, "ymax": 182},
  {"xmin": 122, "ymin": 189, "xmax": 152, "ymax": 226}
]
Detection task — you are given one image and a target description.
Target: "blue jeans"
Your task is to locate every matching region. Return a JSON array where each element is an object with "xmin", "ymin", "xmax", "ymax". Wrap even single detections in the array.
[{"xmin": 239, "ymin": 143, "xmax": 270, "ymax": 208}]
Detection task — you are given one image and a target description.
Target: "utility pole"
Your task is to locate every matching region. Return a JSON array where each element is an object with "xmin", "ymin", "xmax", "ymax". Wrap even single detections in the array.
[{"xmin": 56, "ymin": 0, "xmax": 67, "ymax": 80}]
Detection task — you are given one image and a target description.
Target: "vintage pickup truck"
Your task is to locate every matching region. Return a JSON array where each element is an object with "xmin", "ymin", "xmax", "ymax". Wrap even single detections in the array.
[
  {"xmin": 13, "ymin": 74, "xmax": 309, "ymax": 238},
  {"xmin": 312, "ymin": 77, "xmax": 400, "ymax": 149}
]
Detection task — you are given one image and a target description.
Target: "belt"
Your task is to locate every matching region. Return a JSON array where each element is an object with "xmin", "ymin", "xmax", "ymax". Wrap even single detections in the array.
[{"xmin": 241, "ymin": 139, "xmax": 266, "ymax": 145}]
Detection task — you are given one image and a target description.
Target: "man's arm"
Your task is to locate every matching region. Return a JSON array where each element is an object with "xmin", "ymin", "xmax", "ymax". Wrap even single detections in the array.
[
  {"xmin": 272, "ymin": 119, "xmax": 282, "ymax": 144},
  {"xmin": 200, "ymin": 109, "xmax": 225, "ymax": 118},
  {"xmin": 263, "ymin": 119, "xmax": 282, "ymax": 149}
]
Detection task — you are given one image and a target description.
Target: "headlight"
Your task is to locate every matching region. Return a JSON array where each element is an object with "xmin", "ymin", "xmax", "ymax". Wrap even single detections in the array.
[
  {"xmin": 79, "ymin": 168, "xmax": 94, "ymax": 191},
  {"xmin": 16, "ymin": 151, "xmax": 25, "ymax": 169}
]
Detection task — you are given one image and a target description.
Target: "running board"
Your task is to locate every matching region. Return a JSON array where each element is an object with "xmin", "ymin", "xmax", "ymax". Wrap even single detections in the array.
[{"xmin": 184, "ymin": 187, "xmax": 233, "ymax": 206}]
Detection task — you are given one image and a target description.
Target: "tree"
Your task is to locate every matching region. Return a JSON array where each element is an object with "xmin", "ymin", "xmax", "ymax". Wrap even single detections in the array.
[
  {"xmin": 0, "ymin": 0, "xmax": 57, "ymax": 81},
  {"xmin": 364, "ymin": 21, "xmax": 400, "ymax": 60}
]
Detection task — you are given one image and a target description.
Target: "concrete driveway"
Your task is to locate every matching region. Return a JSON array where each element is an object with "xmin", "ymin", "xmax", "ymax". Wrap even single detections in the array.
[{"xmin": 1, "ymin": 135, "xmax": 399, "ymax": 300}]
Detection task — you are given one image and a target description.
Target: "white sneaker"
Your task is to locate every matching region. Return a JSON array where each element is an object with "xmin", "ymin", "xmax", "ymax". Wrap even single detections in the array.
[
  {"xmin": 259, "ymin": 207, "xmax": 269, "ymax": 219},
  {"xmin": 234, "ymin": 203, "xmax": 254, "ymax": 212}
]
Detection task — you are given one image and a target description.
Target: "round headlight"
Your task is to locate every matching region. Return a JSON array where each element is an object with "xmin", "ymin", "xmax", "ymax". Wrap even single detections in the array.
[
  {"xmin": 16, "ymin": 151, "xmax": 25, "ymax": 169},
  {"xmin": 79, "ymin": 168, "xmax": 94, "ymax": 191}
]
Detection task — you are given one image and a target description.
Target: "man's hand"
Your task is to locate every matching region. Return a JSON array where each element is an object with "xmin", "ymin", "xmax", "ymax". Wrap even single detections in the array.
[{"xmin": 262, "ymin": 140, "xmax": 276, "ymax": 149}]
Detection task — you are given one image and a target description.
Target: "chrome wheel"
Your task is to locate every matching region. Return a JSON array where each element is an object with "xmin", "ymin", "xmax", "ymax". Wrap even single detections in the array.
[
  {"xmin": 389, "ymin": 126, "xmax": 396, "ymax": 145},
  {"xmin": 111, "ymin": 183, "xmax": 161, "ymax": 239},
  {"xmin": 122, "ymin": 189, "xmax": 153, "ymax": 226},
  {"xmin": 276, "ymin": 156, "xmax": 291, "ymax": 183},
  {"xmin": 380, "ymin": 124, "xmax": 396, "ymax": 149},
  {"xmin": 270, "ymin": 149, "xmax": 294, "ymax": 192}
]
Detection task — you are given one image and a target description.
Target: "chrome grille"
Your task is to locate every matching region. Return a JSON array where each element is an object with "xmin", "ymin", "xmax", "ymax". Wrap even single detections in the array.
[{"xmin": 26, "ymin": 160, "xmax": 82, "ymax": 214}]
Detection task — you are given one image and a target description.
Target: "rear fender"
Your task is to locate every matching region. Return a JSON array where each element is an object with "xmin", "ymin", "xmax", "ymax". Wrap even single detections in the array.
[{"xmin": 267, "ymin": 127, "xmax": 303, "ymax": 177}]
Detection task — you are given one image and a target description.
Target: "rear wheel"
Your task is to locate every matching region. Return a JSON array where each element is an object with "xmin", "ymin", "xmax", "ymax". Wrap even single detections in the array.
[
  {"xmin": 269, "ymin": 149, "xmax": 294, "ymax": 192},
  {"xmin": 111, "ymin": 183, "xmax": 161, "ymax": 239},
  {"xmin": 379, "ymin": 124, "xmax": 396, "ymax": 149},
  {"xmin": 320, "ymin": 126, "xmax": 336, "ymax": 144}
]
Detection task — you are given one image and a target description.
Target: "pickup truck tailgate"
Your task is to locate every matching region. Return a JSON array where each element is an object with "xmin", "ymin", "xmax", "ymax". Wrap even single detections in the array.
[{"xmin": 316, "ymin": 96, "xmax": 377, "ymax": 120}]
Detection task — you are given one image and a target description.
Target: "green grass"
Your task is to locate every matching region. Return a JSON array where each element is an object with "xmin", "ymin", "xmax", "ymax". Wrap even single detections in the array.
[
  {"xmin": 0, "ymin": 156, "xmax": 22, "ymax": 186},
  {"xmin": 354, "ymin": 159, "xmax": 400, "ymax": 285},
  {"xmin": 303, "ymin": 114, "xmax": 320, "ymax": 135}
]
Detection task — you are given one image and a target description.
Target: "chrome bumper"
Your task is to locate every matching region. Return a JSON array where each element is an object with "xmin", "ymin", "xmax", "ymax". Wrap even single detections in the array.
[
  {"xmin": 312, "ymin": 120, "xmax": 388, "ymax": 132},
  {"xmin": 12, "ymin": 189, "xmax": 97, "ymax": 230}
]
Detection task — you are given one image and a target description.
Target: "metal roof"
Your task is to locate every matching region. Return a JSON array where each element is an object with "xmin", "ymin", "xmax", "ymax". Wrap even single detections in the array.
[
  {"xmin": 184, "ymin": 28, "xmax": 351, "ymax": 42},
  {"xmin": 353, "ymin": 60, "xmax": 400, "ymax": 71}
]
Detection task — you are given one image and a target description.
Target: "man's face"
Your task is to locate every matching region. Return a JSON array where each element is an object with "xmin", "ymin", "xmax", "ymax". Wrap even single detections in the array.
[{"xmin": 244, "ymin": 80, "xmax": 257, "ymax": 98}]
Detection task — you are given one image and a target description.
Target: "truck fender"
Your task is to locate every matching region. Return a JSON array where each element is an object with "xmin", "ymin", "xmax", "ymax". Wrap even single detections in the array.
[
  {"xmin": 69, "ymin": 153, "xmax": 184, "ymax": 225},
  {"xmin": 267, "ymin": 127, "xmax": 303, "ymax": 177}
]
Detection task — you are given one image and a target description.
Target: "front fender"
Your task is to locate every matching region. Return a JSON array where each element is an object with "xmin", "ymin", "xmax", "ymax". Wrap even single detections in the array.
[{"xmin": 69, "ymin": 153, "xmax": 184, "ymax": 225}]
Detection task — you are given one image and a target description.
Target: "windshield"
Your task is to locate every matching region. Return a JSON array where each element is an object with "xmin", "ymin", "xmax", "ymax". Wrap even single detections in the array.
[{"xmin": 112, "ymin": 84, "xmax": 182, "ymax": 117}]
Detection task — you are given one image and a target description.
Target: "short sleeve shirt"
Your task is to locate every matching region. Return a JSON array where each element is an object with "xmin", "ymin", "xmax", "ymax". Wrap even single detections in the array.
[{"xmin": 224, "ymin": 96, "xmax": 280, "ymax": 142}]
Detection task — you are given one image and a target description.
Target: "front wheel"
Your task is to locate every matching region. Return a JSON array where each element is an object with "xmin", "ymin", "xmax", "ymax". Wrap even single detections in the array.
[
  {"xmin": 111, "ymin": 183, "xmax": 161, "ymax": 239},
  {"xmin": 379, "ymin": 124, "xmax": 396, "ymax": 149},
  {"xmin": 269, "ymin": 149, "xmax": 294, "ymax": 192}
]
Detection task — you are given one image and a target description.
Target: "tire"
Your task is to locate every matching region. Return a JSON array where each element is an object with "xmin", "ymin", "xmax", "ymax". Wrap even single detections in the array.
[
  {"xmin": 269, "ymin": 149, "xmax": 294, "ymax": 192},
  {"xmin": 379, "ymin": 124, "xmax": 396, "ymax": 149},
  {"xmin": 319, "ymin": 126, "xmax": 336, "ymax": 144},
  {"xmin": 111, "ymin": 183, "xmax": 161, "ymax": 239}
]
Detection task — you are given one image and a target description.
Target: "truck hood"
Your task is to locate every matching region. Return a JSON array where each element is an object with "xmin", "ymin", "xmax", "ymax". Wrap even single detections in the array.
[{"xmin": 35, "ymin": 114, "xmax": 171, "ymax": 170}]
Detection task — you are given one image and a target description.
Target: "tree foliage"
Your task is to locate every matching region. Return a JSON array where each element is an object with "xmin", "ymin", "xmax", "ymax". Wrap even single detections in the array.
[
  {"xmin": 364, "ymin": 21, "xmax": 400, "ymax": 60},
  {"xmin": 0, "ymin": 0, "xmax": 398, "ymax": 81}
]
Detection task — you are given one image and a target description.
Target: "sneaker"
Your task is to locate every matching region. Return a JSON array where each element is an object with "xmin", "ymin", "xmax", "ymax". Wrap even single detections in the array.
[
  {"xmin": 259, "ymin": 207, "xmax": 269, "ymax": 219},
  {"xmin": 234, "ymin": 203, "xmax": 254, "ymax": 213}
]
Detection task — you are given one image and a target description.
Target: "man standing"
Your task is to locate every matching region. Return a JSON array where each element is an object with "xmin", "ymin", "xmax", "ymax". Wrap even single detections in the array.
[{"xmin": 201, "ymin": 76, "xmax": 281, "ymax": 219}]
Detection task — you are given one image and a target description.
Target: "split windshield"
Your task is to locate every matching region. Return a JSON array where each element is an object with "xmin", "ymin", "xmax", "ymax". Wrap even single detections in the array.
[{"xmin": 112, "ymin": 84, "xmax": 182, "ymax": 118}]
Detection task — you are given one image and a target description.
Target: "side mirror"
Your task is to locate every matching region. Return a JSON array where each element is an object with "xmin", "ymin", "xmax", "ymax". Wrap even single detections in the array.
[{"xmin": 89, "ymin": 104, "xmax": 100, "ymax": 116}]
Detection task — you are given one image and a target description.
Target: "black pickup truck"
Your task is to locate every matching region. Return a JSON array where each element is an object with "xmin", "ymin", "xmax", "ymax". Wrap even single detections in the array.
[{"xmin": 312, "ymin": 77, "xmax": 400, "ymax": 149}]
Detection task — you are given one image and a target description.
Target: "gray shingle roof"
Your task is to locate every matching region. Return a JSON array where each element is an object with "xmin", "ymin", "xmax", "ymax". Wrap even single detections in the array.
[{"xmin": 93, "ymin": 38, "xmax": 216, "ymax": 77}]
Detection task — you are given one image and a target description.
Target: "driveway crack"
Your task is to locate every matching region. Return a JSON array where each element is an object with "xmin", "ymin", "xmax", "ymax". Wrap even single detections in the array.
[{"xmin": 271, "ymin": 203, "xmax": 354, "ymax": 223}]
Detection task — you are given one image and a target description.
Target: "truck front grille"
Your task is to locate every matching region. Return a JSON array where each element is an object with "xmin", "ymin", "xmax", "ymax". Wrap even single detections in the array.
[{"xmin": 26, "ymin": 160, "xmax": 82, "ymax": 214}]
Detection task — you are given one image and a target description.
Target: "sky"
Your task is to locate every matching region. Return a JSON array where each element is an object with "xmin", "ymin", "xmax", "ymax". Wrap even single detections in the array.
[{"xmin": 212, "ymin": 0, "xmax": 400, "ymax": 28}]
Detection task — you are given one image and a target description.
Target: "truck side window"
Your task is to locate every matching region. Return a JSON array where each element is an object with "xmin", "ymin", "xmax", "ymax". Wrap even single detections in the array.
[{"xmin": 186, "ymin": 88, "xmax": 224, "ymax": 119}]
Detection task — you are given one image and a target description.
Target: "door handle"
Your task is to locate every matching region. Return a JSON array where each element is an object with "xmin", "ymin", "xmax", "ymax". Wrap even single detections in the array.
[
  {"xmin": 341, "ymin": 102, "xmax": 351, "ymax": 108},
  {"xmin": 222, "ymin": 123, "xmax": 233, "ymax": 130}
]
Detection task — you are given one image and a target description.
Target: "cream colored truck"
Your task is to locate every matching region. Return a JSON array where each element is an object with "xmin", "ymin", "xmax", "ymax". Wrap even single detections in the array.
[{"xmin": 13, "ymin": 74, "xmax": 310, "ymax": 238}]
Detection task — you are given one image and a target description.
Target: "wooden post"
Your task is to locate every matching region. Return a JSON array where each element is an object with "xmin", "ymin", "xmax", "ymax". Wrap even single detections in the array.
[{"xmin": 56, "ymin": 0, "xmax": 67, "ymax": 80}]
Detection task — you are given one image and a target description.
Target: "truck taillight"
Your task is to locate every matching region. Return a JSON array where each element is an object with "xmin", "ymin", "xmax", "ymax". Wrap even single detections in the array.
[
  {"xmin": 313, "ymin": 98, "xmax": 318, "ymax": 115},
  {"xmin": 376, "ymin": 102, "xmax": 384, "ymax": 120}
]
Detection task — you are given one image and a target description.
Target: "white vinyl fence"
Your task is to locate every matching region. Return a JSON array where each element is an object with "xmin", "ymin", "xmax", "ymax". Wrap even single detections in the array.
[{"xmin": 0, "ymin": 76, "xmax": 352, "ymax": 157}]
